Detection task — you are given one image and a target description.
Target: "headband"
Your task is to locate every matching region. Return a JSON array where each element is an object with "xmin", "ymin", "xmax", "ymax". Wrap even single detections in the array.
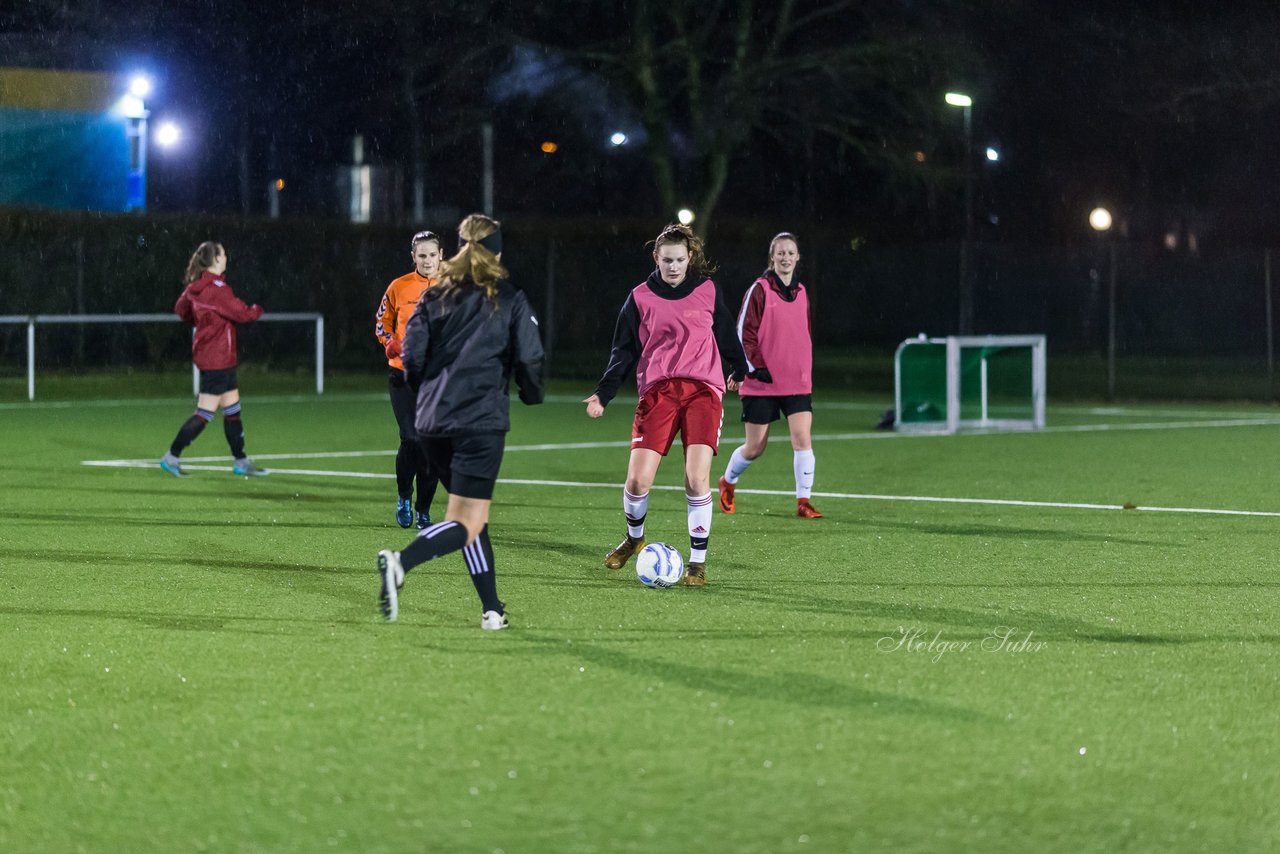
[{"xmin": 477, "ymin": 229, "xmax": 502, "ymax": 255}]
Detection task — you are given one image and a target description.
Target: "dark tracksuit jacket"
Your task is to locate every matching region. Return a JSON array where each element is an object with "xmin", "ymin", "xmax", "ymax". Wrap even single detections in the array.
[{"xmin": 402, "ymin": 277, "xmax": 545, "ymax": 437}]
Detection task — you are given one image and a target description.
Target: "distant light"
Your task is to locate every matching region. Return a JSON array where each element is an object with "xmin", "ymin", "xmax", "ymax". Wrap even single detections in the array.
[
  {"xmin": 676, "ymin": 208, "xmax": 695, "ymax": 226},
  {"xmin": 129, "ymin": 75, "xmax": 152, "ymax": 98},
  {"xmin": 275, "ymin": 178, "xmax": 285, "ymax": 191},
  {"xmin": 985, "ymin": 147, "xmax": 1000, "ymax": 162},
  {"xmin": 914, "ymin": 150, "xmax": 926, "ymax": 163},
  {"xmin": 155, "ymin": 122, "xmax": 181, "ymax": 147},
  {"xmin": 610, "ymin": 132, "xmax": 628, "ymax": 146},
  {"xmin": 1164, "ymin": 232, "xmax": 1178, "ymax": 250},
  {"xmin": 116, "ymin": 94, "xmax": 147, "ymax": 119},
  {"xmin": 944, "ymin": 92, "xmax": 972, "ymax": 108},
  {"xmin": 540, "ymin": 141, "xmax": 558, "ymax": 154},
  {"xmin": 1089, "ymin": 207, "xmax": 1113, "ymax": 232}
]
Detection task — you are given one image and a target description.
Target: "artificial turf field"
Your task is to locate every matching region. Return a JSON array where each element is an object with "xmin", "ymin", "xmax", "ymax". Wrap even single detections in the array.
[{"xmin": 2, "ymin": 375, "xmax": 1279, "ymax": 852}]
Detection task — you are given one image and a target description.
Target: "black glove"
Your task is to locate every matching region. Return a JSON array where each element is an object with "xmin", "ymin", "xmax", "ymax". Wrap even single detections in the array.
[{"xmin": 749, "ymin": 367, "xmax": 774, "ymax": 384}]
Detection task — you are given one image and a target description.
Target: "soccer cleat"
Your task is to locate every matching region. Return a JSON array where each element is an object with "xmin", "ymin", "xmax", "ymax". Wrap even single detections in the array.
[
  {"xmin": 415, "ymin": 511, "xmax": 432, "ymax": 530},
  {"xmin": 682, "ymin": 562, "xmax": 707, "ymax": 587},
  {"xmin": 396, "ymin": 498, "xmax": 413, "ymax": 528},
  {"xmin": 233, "ymin": 458, "xmax": 268, "ymax": 477},
  {"xmin": 717, "ymin": 476, "xmax": 736, "ymax": 514},
  {"xmin": 603, "ymin": 535, "xmax": 645, "ymax": 570},
  {"xmin": 159, "ymin": 457, "xmax": 188, "ymax": 478},
  {"xmin": 377, "ymin": 549, "xmax": 404, "ymax": 621},
  {"xmin": 481, "ymin": 610, "xmax": 509, "ymax": 631},
  {"xmin": 796, "ymin": 499, "xmax": 824, "ymax": 519}
]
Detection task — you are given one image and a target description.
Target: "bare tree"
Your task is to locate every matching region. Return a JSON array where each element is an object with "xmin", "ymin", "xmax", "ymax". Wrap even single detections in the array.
[{"xmin": 525, "ymin": 0, "xmax": 957, "ymax": 228}]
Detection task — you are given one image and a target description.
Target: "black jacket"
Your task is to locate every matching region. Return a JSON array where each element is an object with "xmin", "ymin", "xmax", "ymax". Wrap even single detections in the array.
[{"xmin": 402, "ymin": 278, "xmax": 544, "ymax": 436}]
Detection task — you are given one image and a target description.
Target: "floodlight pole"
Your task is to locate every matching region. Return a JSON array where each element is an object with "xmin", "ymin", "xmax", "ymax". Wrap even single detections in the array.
[
  {"xmin": 482, "ymin": 122, "xmax": 494, "ymax": 216},
  {"xmin": 959, "ymin": 102, "xmax": 974, "ymax": 334},
  {"xmin": 1266, "ymin": 248, "xmax": 1274, "ymax": 400},
  {"xmin": 945, "ymin": 93, "xmax": 975, "ymax": 334},
  {"xmin": 1106, "ymin": 239, "xmax": 1117, "ymax": 401}
]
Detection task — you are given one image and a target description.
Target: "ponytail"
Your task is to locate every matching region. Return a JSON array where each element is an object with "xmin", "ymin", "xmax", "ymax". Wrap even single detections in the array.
[
  {"xmin": 437, "ymin": 213, "xmax": 508, "ymax": 306},
  {"xmin": 184, "ymin": 241, "xmax": 222, "ymax": 284}
]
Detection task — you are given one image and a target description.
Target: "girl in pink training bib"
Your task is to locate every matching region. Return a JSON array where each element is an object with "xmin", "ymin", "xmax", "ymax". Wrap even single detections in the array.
[
  {"xmin": 584, "ymin": 223, "xmax": 749, "ymax": 587},
  {"xmin": 718, "ymin": 231, "xmax": 824, "ymax": 519}
]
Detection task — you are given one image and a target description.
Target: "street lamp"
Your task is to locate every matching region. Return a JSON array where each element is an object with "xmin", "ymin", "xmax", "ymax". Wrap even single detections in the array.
[
  {"xmin": 1090, "ymin": 207, "xmax": 1117, "ymax": 399},
  {"xmin": 115, "ymin": 88, "xmax": 150, "ymax": 212},
  {"xmin": 945, "ymin": 91, "xmax": 974, "ymax": 333},
  {"xmin": 155, "ymin": 121, "xmax": 181, "ymax": 148}
]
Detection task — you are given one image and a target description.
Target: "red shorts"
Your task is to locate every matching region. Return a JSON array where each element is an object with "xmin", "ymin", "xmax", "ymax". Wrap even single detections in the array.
[{"xmin": 632, "ymin": 378, "xmax": 724, "ymax": 456}]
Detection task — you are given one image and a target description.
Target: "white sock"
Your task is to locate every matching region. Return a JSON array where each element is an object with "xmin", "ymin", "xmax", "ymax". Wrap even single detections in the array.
[
  {"xmin": 794, "ymin": 449, "xmax": 816, "ymax": 499},
  {"xmin": 687, "ymin": 491, "xmax": 712, "ymax": 563},
  {"xmin": 623, "ymin": 489, "xmax": 649, "ymax": 540},
  {"xmin": 724, "ymin": 446, "xmax": 753, "ymax": 484}
]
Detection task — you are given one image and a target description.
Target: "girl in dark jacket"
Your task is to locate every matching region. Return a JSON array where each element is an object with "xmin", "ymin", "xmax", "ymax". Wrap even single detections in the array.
[
  {"xmin": 160, "ymin": 241, "xmax": 266, "ymax": 478},
  {"xmin": 377, "ymin": 214, "xmax": 545, "ymax": 629}
]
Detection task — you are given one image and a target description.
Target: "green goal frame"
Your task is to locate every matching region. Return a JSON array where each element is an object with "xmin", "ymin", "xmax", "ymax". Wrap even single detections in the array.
[{"xmin": 894, "ymin": 334, "xmax": 1046, "ymax": 433}]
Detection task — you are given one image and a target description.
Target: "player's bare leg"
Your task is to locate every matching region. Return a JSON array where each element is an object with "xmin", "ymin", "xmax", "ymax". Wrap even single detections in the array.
[{"xmin": 719, "ymin": 422, "xmax": 769, "ymax": 513}]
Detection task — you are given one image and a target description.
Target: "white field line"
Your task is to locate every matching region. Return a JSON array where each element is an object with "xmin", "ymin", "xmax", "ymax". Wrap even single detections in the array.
[
  {"xmin": 77, "ymin": 414, "xmax": 1280, "ymax": 470},
  {"xmin": 6, "ymin": 390, "xmax": 1277, "ymax": 420},
  {"xmin": 78, "ymin": 458, "xmax": 1280, "ymax": 518}
]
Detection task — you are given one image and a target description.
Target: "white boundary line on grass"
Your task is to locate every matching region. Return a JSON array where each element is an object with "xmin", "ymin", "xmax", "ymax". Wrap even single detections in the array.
[
  {"xmin": 80, "ymin": 457, "xmax": 1280, "ymax": 518},
  {"xmin": 74, "ymin": 414, "xmax": 1280, "ymax": 469},
  {"xmin": 8, "ymin": 390, "xmax": 1280, "ymax": 420}
]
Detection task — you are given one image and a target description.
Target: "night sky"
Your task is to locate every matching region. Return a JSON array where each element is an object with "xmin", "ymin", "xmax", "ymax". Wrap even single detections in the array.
[{"xmin": 4, "ymin": 0, "xmax": 1279, "ymax": 244}]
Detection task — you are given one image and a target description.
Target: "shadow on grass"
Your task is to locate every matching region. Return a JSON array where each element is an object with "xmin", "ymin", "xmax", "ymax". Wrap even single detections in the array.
[
  {"xmin": 0, "ymin": 604, "xmax": 372, "ymax": 633},
  {"xmin": 2, "ymin": 510, "xmax": 387, "ymax": 531},
  {"xmin": 71, "ymin": 483, "xmax": 382, "ymax": 503},
  {"xmin": 464, "ymin": 634, "xmax": 996, "ymax": 722},
  {"xmin": 0, "ymin": 545, "xmax": 360, "ymax": 577},
  {"xmin": 717, "ymin": 584, "xmax": 1212, "ymax": 645},
  {"xmin": 846, "ymin": 517, "xmax": 1171, "ymax": 548}
]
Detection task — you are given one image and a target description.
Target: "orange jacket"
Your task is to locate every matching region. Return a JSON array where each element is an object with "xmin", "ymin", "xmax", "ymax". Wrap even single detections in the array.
[{"xmin": 375, "ymin": 271, "xmax": 437, "ymax": 370}]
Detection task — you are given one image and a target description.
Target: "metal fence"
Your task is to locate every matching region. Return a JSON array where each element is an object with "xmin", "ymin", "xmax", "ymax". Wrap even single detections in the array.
[{"xmin": 1, "ymin": 210, "xmax": 1277, "ymax": 399}]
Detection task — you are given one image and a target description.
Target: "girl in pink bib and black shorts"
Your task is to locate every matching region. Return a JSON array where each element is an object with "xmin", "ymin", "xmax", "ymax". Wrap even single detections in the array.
[{"xmin": 718, "ymin": 232, "xmax": 823, "ymax": 519}]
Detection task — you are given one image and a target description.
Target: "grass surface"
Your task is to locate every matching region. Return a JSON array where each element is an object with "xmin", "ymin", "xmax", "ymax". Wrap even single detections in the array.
[{"xmin": 2, "ymin": 377, "xmax": 1279, "ymax": 852}]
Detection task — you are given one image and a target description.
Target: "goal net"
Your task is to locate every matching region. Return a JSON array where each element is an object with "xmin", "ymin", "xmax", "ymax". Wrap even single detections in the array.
[{"xmin": 895, "ymin": 335, "xmax": 1046, "ymax": 433}]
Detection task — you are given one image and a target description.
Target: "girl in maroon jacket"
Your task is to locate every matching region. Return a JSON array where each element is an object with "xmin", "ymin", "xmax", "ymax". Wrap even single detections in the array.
[
  {"xmin": 160, "ymin": 241, "xmax": 266, "ymax": 478},
  {"xmin": 718, "ymin": 232, "xmax": 823, "ymax": 518}
]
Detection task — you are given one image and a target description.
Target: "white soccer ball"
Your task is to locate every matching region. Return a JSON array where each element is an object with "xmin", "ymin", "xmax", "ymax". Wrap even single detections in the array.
[{"xmin": 635, "ymin": 543, "xmax": 685, "ymax": 588}]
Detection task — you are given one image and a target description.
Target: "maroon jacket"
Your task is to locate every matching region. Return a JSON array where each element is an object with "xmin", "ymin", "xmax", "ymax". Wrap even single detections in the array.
[{"xmin": 174, "ymin": 271, "xmax": 263, "ymax": 370}]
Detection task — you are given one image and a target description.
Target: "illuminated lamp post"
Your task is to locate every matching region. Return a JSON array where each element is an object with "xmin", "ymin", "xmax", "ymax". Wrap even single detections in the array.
[{"xmin": 945, "ymin": 92, "xmax": 974, "ymax": 333}]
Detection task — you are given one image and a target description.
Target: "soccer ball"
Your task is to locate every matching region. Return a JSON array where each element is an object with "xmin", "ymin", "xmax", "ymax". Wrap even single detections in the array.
[{"xmin": 635, "ymin": 543, "xmax": 684, "ymax": 588}]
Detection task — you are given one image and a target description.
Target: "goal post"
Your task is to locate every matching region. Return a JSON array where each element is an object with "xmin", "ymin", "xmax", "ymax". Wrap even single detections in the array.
[
  {"xmin": 0, "ymin": 312, "xmax": 325, "ymax": 400},
  {"xmin": 895, "ymin": 334, "xmax": 1046, "ymax": 433}
]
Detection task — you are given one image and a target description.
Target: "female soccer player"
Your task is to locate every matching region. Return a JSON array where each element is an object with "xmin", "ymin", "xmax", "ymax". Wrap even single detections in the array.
[
  {"xmin": 584, "ymin": 223, "xmax": 749, "ymax": 587},
  {"xmin": 160, "ymin": 241, "xmax": 266, "ymax": 478},
  {"xmin": 376, "ymin": 230, "xmax": 443, "ymax": 529},
  {"xmin": 718, "ymin": 232, "xmax": 823, "ymax": 518},
  {"xmin": 376, "ymin": 214, "xmax": 544, "ymax": 629}
]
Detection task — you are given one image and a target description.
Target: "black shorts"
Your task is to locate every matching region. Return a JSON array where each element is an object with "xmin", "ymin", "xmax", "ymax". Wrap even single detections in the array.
[
  {"xmin": 387, "ymin": 369, "xmax": 417, "ymax": 442},
  {"xmin": 420, "ymin": 432, "xmax": 505, "ymax": 500},
  {"xmin": 199, "ymin": 367, "xmax": 239, "ymax": 395},
  {"xmin": 741, "ymin": 394, "xmax": 812, "ymax": 424}
]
